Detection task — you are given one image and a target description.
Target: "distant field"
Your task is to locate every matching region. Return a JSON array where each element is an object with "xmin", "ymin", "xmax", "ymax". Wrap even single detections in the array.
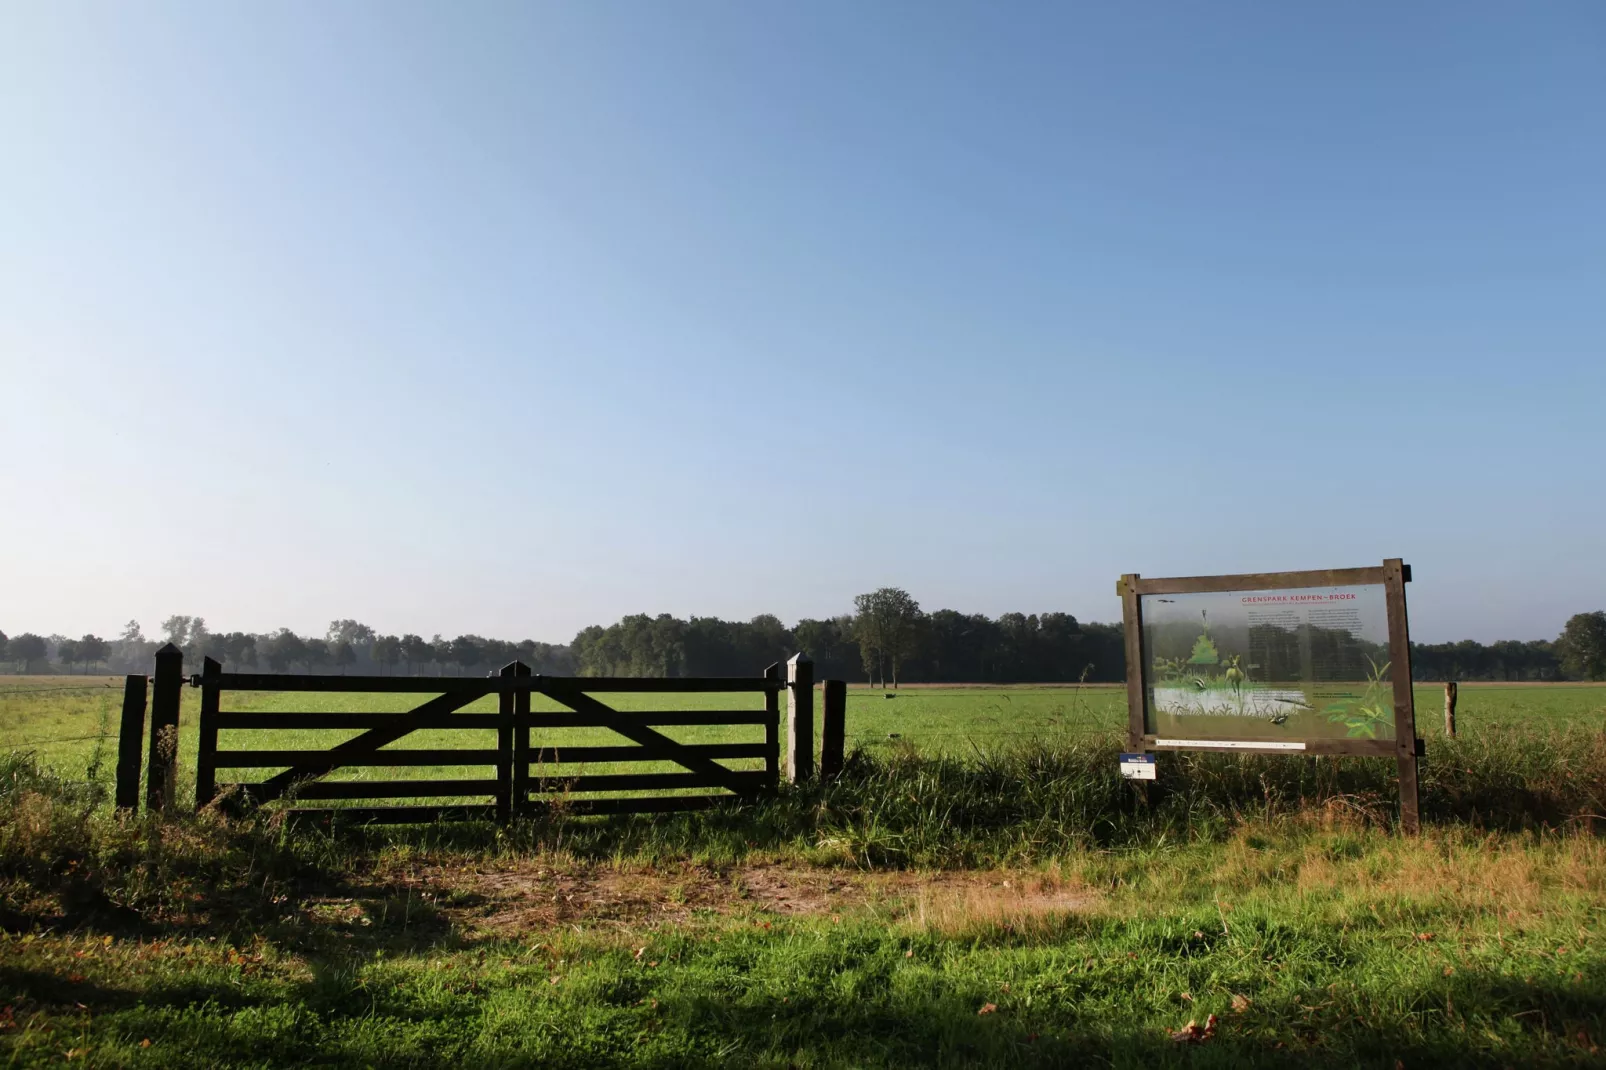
[{"xmin": 2, "ymin": 676, "xmax": 1602, "ymax": 809}]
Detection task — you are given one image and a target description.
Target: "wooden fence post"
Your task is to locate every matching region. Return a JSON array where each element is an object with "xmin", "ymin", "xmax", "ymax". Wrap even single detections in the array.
[
  {"xmin": 786, "ymin": 653, "xmax": 814, "ymax": 783},
  {"xmin": 1119, "ymin": 574, "xmax": 1147, "ymax": 752},
  {"xmin": 513, "ymin": 661, "xmax": 531, "ymax": 820},
  {"xmin": 146, "ymin": 643, "xmax": 183, "ymax": 813},
  {"xmin": 194, "ymin": 657, "xmax": 222, "ymax": 811},
  {"xmin": 498, "ymin": 662, "xmax": 517, "ymax": 823},
  {"xmin": 1383, "ymin": 558, "xmax": 1421, "ymax": 835},
  {"xmin": 763, "ymin": 663, "xmax": 782, "ymax": 790},
  {"xmin": 820, "ymin": 679, "xmax": 846, "ymax": 783},
  {"xmin": 115, "ymin": 674, "xmax": 148, "ymax": 812},
  {"xmin": 1444, "ymin": 681, "xmax": 1458, "ymax": 739}
]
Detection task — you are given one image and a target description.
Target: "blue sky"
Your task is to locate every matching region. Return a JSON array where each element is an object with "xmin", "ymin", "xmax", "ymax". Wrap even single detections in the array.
[{"xmin": 2, "ymin": 2, "xmax": 1602, "ymax": 645}]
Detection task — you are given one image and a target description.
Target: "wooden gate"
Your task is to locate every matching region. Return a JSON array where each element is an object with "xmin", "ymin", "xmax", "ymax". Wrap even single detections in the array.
[{"xmin": 187, "ymin": 658, "xmax": 785, "ymax": 823}]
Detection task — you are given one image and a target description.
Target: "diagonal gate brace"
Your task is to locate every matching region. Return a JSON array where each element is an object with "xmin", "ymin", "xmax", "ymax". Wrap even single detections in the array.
[
  {"xmin": 539, "ymin": 681, "xmax": 754, "ymax": 794},
  {"xmin": 247, "ymin": 688, "xmax": 492, "ymax": 805}
]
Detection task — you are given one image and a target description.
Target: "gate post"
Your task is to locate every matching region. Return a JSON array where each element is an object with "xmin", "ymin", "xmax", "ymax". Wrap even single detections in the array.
[
  {"xmin": 820, "ymin": 680, "xmax": 846, "ymax": 783},
  {"xmin": 513, "ymin": 661, "xmax": 531, "ymax": 819},
  {"xmin": 786, "ymin": 653, "xmax": 814, "ymax": 783},
  {"xmin": 194, "ymin": 657, "xmax": 222, "ymax": 810},
  {"xmin": 146, "ymin": 643, "xmax": 183, "ymax": 813},
  {"xmin": 763, "ymin": 663, "xmax": 782, "ymax": 789},
  {"xmin": 115, "ymin": 674, "xmax": 148, "ymax": 812},
  {"xmin": 498, "ymin": 662, "xmax": 516, "ymax": 823}
]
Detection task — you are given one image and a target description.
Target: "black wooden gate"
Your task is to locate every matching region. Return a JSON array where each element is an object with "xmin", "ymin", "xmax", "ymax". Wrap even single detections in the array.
[{"xmin": 181, "ymin": 658, "xmax": 783, "ymax": 823}]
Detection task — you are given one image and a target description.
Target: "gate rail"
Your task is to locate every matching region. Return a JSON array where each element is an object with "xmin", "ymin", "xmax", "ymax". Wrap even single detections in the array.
[{"xmin": 192, "ymin": 659, "xmax": 783, "ymax": 823}]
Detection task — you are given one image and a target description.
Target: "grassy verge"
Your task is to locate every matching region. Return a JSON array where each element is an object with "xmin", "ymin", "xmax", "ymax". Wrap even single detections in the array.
[
  {"xmin": 2, "ymin": 717, "xmax": 1604, "ymax": 1066},
  {"xmin": 2, "ymin": 818, "xmax": 1602, "ymax": 1067}
]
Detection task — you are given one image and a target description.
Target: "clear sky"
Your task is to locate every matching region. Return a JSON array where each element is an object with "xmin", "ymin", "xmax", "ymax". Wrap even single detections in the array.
[{"xmin": 2, "ymin": 2, "xmax": 1602, "ymax": 646}]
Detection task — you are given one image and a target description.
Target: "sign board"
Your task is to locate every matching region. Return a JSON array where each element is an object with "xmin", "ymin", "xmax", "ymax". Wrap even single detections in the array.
[
  {"xmin": 1119, "ymin": 753, "xmax": 1155, "ymax": 780},
  {"xmin": 1118, "ymin": 560, "xmax": 1421, "ymax": 833},
  {"xmin": 1142, "ymin": 583, "xmax": 1395, "ymax": 744}
]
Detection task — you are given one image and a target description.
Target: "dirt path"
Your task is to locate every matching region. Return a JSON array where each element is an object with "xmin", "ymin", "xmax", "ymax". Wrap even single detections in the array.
[{"xmin": 363, "ymin": 861, "xmax": 1096, "ymax": 936}]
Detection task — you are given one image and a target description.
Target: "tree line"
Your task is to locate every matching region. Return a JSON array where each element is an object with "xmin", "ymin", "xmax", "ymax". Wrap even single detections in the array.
[
  {"xmin": 2, "ymin": 603, "xmax": 1603, "ymax": 683},
  {"xmin": 0, "ymin": 618, "xmax": 574, "ymax": 678}
]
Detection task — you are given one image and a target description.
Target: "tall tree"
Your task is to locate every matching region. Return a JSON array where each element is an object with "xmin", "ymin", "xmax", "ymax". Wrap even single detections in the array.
[
  {"xmin": 200, "ymin": 630, "xmax": 230, "ymax": 665},
  {"xmin": 111, "ymin": 620, "xmax": 149, "ymax": 674},
  {"xmin": 401, "ymin": 634, "xmax": 430, "ymax": 675},
  {"xmin": 0, "ymin": 630, "xmax": 7, "ymax": 667},
  {"xmin": 853, "ymin": 588, "xmax": 922, "ymax": 687},
  {"xmin": 160, "ymin": 616, "xmax": 192, "ymax": 647},
  {"xmin": 793, "ymin": 617, "xmax": 859, "ymax": 681},
  {"xmin": 303, "ymin": 638, "xmax": 331, "ymax": 674},
  {"xmin": 77, "ymin": 634, "xmax": 109, "ymax": 672},
  {"xmin": 877, "ymin": 588, "xmax": 923, "ymax": 688},
  {"xmin": 55, "ymin": 638, "xmax": 80, "ymax": 674},
  {"xmin": 1556, "ymin": 612, "xmax": 1606, "ymax": 681},
  {"xmin": 332, "ymin": 640, "xmax": 357, "ymax": 674},
  {"xmin": 852, "ymin": 593, "xmax": 885, "ymax": 686},
  {"xmin": 264, "ymin": 630, "xmax": 304, "ymax": 673},
  {"xmin": 11, "ymin": 633, "xmax": 47, "ymax": 673},
  {"xmin": 482, "ymin": 638, "xmax": 517, "ymax": 671},
  {"xmin": 327, "ymin": 619, "xmax": 376, "ymax": 648},
  {"xmin": 450, "ymin": 635, "xmax": 485, "ymax": 676},
  {"xmin": 186, "ymin": 617, "xmax": 211, "ymax": 660},
  {"xmin": 372, "ymin": 635, "xmax": 401, "ymax": 675},
  {"xmin": 222, "ymin": 632, "xmax": 257, "ymax": 668}
]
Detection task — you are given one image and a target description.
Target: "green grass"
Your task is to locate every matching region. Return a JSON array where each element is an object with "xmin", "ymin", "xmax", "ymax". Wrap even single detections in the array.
[
  {"xmin": 2, "ymin": 678, "xmax": 1604, "ymax": 1066},
  {"xmin": 1, "ymin": 803, "xmax": 1602, "ymax": 1067},
  {"xmin": 5, "ymin": 677, "xmax": 1600, "ymax": 789}
]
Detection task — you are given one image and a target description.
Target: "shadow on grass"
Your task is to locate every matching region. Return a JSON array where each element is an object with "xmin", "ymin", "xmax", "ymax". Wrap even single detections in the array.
[{"xmin": 4, "ymin": 957, "xmax": 1601, "ymax": 1069}]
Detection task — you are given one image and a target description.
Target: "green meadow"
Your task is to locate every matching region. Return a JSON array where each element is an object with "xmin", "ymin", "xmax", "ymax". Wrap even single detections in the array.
[
  {"xmin": 2, "ymin": 677, "xmax": 1604, "ymax": 1067},
  {"xmin": 5, "ymin": 677, "xmax": 1601, "ymax": 791}
]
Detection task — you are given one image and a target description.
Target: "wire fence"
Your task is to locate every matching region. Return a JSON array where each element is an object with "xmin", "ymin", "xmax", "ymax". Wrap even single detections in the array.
[
  {"xmin": 0, "ymin": 684, "xmax": 127, "ymax": 697},
  {"xmin": 3, "ymin": 683, "xmax": 123, "ymax": 752},
  {"xmin": 11, "ymin": 732, "xmax": 118, "ymax": 749},
  {"xmin": 845, "ymin": 727, "xmax": 1092, "ymax": 741}
]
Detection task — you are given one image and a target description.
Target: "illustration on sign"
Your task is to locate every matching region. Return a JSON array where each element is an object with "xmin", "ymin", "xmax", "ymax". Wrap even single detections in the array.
[{"xmin": 1142, "ymin": 585, "xmax": 1396, "ymax": 742}]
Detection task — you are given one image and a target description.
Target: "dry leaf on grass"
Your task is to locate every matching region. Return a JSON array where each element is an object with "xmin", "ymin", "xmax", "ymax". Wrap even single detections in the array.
[
  {"xmin": 1170, "ymin": 1013, "xmax": 1218, "ymax": 1044},
  {"xmin": 1231, "ymin": 993, "xmax": 1251, "ymax": 1013},
  {"xmin": 978, "ymin": 1002, "xmax": 998, "ymax": 1016}
]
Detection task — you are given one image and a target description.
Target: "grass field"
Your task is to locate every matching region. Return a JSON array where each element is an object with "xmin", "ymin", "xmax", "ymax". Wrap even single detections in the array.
[
  {"xmin": 5, "ymin": 676, "xmax": 1603, "ymax": 790},
  {"xmin": 2, "ymin": 677, "xmax": 1604, "ymax": 1067}
]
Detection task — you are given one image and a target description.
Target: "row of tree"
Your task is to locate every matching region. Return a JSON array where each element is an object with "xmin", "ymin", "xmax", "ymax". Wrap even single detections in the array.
[
  {"xmin": 0, "ymin": 618, "xmax": 574, "ymax": 678},
  {"xmin": 564, "ymin": 591, "xmax": 1128, "ymax": 684},
  {"xmin": 2, "ymin": 606, "xmax": 1603, "ymax": 682}
]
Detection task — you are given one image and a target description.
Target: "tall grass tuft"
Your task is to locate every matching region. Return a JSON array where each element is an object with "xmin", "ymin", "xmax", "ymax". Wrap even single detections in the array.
[
  {"xmin": 0, "ymin": 751, "xmax": 336, "ymax": 933},
  {"xmin": 320, "ymin": 727, "xmax": 1606, "ymax": 870}
]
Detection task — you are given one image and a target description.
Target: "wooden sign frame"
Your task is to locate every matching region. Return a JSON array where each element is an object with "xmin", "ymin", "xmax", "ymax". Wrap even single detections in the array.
[{"xmin": 1118, "ymin": 558, "xmax": 1420, "ymax": 833}]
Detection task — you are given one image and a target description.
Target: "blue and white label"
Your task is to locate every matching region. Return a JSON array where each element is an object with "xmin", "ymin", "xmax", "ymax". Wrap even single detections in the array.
[{"xmin": 1119, "ymin": 753, "xmax": 1156, "ymax": 780}]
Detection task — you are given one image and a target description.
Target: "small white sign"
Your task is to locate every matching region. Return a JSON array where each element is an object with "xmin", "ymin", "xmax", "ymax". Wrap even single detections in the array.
[
  {"xmin": 1119, "ymin": 753, "xmax": 1156, "ymax": 780},
  {"xmin": 1153, "ymin": 738, "xmax": 1307, "ymax": 751}
]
